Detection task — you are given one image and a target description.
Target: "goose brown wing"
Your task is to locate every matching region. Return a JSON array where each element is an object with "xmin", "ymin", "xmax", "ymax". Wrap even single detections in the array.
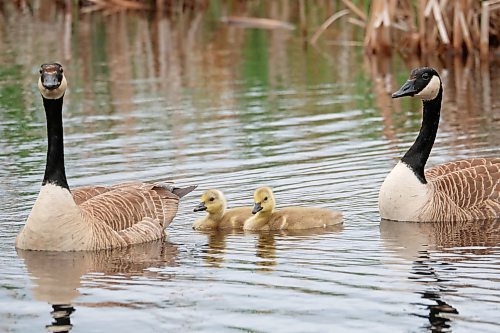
[
  {"xmin": 427, "ymin": 159, "xmax": 500, "ymax": 218},
  {"xmin": 78, "ymin": 183, "xmax": 180, "ymax": 232},
  {"xmin": 425, "ymin": 158, "xmax": 499, "ymax": 180},
  {"xmin": 72, "ymin": 186, "xmax": 114, "ymax": 205},
  {"xmin": 71, "ymin": 182, "xmax": 152, "ymax": 205}
]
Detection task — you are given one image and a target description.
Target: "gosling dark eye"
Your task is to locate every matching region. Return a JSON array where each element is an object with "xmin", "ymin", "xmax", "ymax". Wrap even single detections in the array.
[
  {"xmin": 422, "ymin": 73, "xmax": 430, "ymax": 80},
  {"xmin": 209, "ymin": 198, "xmax": 215, "ymax": 202},
  {"xmin": 264, "ymin": 197, "xmax": 268, "ymax": 201}
]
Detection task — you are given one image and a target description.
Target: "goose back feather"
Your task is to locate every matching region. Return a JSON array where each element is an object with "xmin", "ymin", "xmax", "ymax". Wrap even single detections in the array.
[{"xmin": 421, "ymin": 158, "xmax": 500, "ymax": 221}]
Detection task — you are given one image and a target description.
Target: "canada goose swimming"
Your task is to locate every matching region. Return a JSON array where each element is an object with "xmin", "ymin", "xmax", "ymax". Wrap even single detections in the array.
[
  {"xmin": 243, "ymin": 187, "xmax": 343, "ymax": 231},
  {"xmin": 379, "ymin": 67, "xmax": 499, "ymax": 222},
  {"xmin": 192, "ymin": 189, "xmax": 252, "ymax": 230},
  {"xmin": 15, "ymin": 63, "xmax": 195, "ymax": 251}
]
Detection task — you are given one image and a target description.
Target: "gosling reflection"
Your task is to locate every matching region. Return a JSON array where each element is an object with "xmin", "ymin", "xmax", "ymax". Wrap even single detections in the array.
[
  {"xmin": 255, "ymin": 233, "xmax": 277, "ymax": 272},
  {"xmin": 198, "ymin": 229, "xmax": 242, "ymax": 267},
  {"xmin": 17, "ymin": 241, "xmax": 178, "ymax": 332},
  {"xmin": 199, "ymin": 225, "xmax": 343, "ymax": 271},
  {"xmin": 380, "ymin": 219, "xmax": 500, "ymax": 332},
  {"xmin": 46, "ymin": 304, "xmax": 75, "ymax": 333},
  {"xmin": 198, "ymin": 229, "xmax": 279, "ymax": 270},
  {"xmin": 248, "ymin": 225, "xmax": 344, "ymax": 272}
]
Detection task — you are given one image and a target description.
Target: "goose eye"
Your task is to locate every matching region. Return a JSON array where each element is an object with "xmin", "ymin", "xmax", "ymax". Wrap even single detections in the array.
[
  {"xmin": 422, "ymin": 73, "xmax": 429, "ymax": 80},
  {"xmin": 209, "ymin": 197, "xmax": 215, "ymax": 202},
  {"xmin": 264, "ymin": 197, "xmax": 268, "ymax": 201}
]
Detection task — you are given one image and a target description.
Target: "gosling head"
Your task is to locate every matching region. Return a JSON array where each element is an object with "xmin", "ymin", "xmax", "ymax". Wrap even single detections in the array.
[
  {"xmin": 193, "ymin": 189, "xmax": 227, "ymax": 214},
  {"xmin": 392, "ymin": 67, "xmax": 441, "ymax": 101},
  {"xmin": 38, "ymin": 63, "xmax": 67, "ymax": 100},
  {"xmin": 252, "ymin": 187, "xmax": 276, "ymax": 215}
]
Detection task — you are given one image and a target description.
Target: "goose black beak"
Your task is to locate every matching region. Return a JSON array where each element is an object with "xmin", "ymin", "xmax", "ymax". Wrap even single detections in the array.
[
  {"xmin": 41, "ymin": 72, "xmax": 62, "ymax": 90},
  {"xmin": 392, "ymin": 79, "xmax": 417, "ymax": 98},
  {"xmin": 252, "ymin": 202, "xmax": 263, "ymax": 214},
  {"xmin": 193, "ymin": 202, "xmax": 207, "ymax": 212}
]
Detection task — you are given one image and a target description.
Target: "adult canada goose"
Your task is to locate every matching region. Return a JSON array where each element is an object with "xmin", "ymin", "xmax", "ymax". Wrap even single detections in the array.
[
  {"xmin": 243, "ymin": 187, "xmax": 342, "ymax": 231},
  {"xmin": 15, "ymin": 63, "xmax": 195, "ymax": 251},
  {"xmin": 379, "ymin": 67, "xmax": 499, "ymax": 222},
  {"xmin": 192, "ymin": 189, "xmax": 252, "ymax": 230}
]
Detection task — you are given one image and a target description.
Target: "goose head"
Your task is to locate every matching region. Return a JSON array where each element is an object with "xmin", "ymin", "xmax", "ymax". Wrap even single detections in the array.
[
  {"xmin": 38, "ymin": 63, "xmax": 67, "ymax": 100},
  {"xmin": 194, "ymin": 189, "xmax": 227, "ymax": 214},
  {"xmin": 392, "ymin": 67, "xmax": 441, "ymax": 101},
  {"xmin": 252, "ymin": 187, "xmax": 276, "ymax": 215}
]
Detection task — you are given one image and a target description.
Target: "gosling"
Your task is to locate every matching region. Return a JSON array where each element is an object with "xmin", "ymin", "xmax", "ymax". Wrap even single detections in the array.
[
  {"xmin": 193, "ymin": 189, "xmax": 253, "ymax": 230},
  {"xmin": 243, "ymin": 187, "xmax": 343, "ymax": 231}
]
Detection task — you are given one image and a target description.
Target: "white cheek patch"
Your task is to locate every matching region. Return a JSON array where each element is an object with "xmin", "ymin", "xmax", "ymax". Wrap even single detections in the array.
[
  {"xmin": 415, "ymin": 75, "xmax": 440, "ymax": 101},
  {"xmin": 38, "ymin": 76, "xmax": 67, "ymax": 100}
]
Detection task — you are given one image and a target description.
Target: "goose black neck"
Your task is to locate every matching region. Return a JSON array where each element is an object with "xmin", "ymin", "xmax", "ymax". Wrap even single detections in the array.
[
  {"xmin": 42, "ymin": 96, "xmax": 69, "ymax": 189},
  {"xmin": 401, "ymin": 88, "xmax": 442, "ymax": 184}
]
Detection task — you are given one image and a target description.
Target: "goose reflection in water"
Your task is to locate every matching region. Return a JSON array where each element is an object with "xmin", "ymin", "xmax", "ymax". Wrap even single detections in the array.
[
  {"xmin": 46, "ymin": 304, "xmax": 75, "ymax": 333},
  {"xmin": 16, "ymin": 241, "xmax": 179, "ymax": 332},
  {"xmin": 380, "ymin": 219, "xmax": 500, "ymax": 332}
]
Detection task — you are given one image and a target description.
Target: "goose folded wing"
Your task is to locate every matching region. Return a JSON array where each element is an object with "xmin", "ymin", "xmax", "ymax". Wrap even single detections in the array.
[
  {"xmin": 425, "ymin": 158, "xmax": 499, "ymax": 180},
  {"xmin": 77, "ymin": 184, "xmax": 180, "ymax": 232},
  {"xmin": 428, "ymin": 162, "xmax": 500, "ymax": 216},
  {"xmin": 71, "ymin": 182, "xmax": 154, "ymax": 205},
  {"xmin": 72, "ymin": 186, "xmax": 114, "ymax": 205}
]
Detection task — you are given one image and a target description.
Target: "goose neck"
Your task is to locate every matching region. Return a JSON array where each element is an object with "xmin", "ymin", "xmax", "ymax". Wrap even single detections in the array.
[
  {"xmin": 42, "ymin": 97, "xmax": 69, "ymax": 190},
  {"xmin": 252, "ymin": 211, "xmax": 272, "ymax": 228},
  {"xmin": 401, "ymin": 88, "xmax": 442, "ymax": 184}
]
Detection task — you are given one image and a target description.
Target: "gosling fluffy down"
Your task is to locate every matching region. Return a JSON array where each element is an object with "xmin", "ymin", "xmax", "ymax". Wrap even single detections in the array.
[
  {"xmin": 243, "ymin": 187, "xmax": 343, "ymax": 231},
  {"xmin": 193, "ymin": 189, "xmax": 253, "ymax": 230}
]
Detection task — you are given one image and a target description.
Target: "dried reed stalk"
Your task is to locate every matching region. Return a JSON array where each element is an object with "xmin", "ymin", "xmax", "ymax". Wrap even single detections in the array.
[
  {"xmin": 310, "ymin": 9, "xmax": 350, "ymax": 44},
  {"xmin": 320, "ymin": 0, "xmax": 499, "ymax": 59},
  {"xmin": 82, "ymin": 0, "xmax": 150, "ymax": 13},
  {"xmin": 480, "ymin": 0, "xmax": 500, "ymax": 59},
  {"xmin": 220, "ymin": 16, "xmax": 295, "ymax": 30}
]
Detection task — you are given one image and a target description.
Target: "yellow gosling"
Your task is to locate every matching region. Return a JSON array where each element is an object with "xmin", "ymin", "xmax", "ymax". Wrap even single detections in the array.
[
  {"xmin": 193, "ymin": 189, "xmax": 253, "ymax": 230},
  {"xmin": 243, "ymin": 187, "xmax": 343, "ymax": 231}
]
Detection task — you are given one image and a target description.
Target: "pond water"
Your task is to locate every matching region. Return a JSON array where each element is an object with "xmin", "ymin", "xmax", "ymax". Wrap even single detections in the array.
[{"xmin": 0, "ymin": 4, "xmax": 499, "ymax": 333}]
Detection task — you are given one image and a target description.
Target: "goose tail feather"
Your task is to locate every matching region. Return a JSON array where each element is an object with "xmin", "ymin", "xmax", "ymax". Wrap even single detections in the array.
[{"xmin": 172, "ymin": 185, "xmax": 197, "ymax": 198}]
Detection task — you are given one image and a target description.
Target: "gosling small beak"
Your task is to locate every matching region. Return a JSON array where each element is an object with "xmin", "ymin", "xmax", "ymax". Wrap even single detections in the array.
[
  {"xmin": 252, "ymin": 202, "xmax": 263, "ymax": 214},
  {"xmin": 193, "ymin": 202, "xmax": 207, "ymax": 212},
  {"xmin": 392, "ymin": 79, "xmax": 417, "ymax": 98},
  {"xmin": 41, "ymin": 72, "xmax": 62, "ymax": 90}
]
